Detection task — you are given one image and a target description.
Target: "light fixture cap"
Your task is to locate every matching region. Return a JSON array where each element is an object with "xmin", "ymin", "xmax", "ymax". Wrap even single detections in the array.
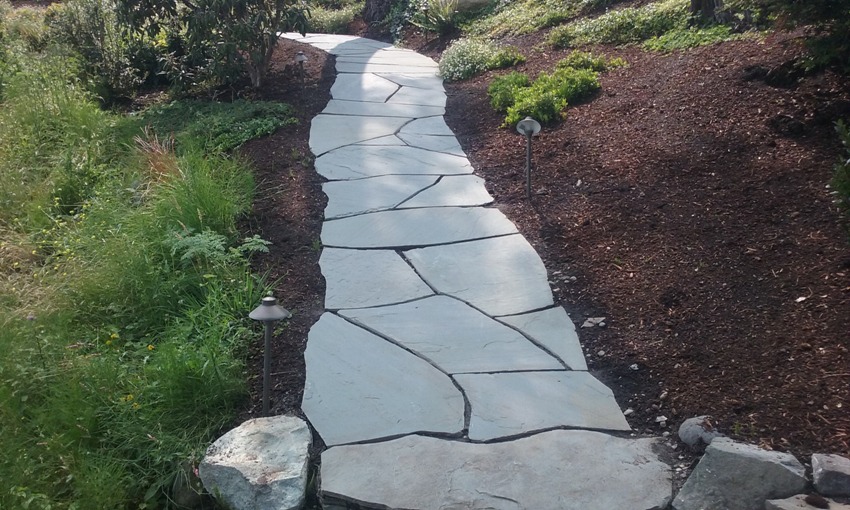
[
  {"xmin": 516, "ymin": 116, "xmax": 541, "ymax": 136},
  {"xmin": 249, "ymin": 296, "xmax": 292, "ymax": 322},
  {"xmin": 295, "ymin": 51, "xmax": 308, "ymax": 63}
]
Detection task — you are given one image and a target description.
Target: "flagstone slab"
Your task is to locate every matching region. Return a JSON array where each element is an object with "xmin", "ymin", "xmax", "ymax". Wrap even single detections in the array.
[
  {"xmin": 398, "ymin": 133, "xmax": 465, "ymax": 155},
  {"xmin": 405, "ymin": 235, "xmax": 553, "ymax": 316},
  {"xmin": 337, "ymin": 62, "xmax": 439, "ymax": 74},
  {"xmin": 498, "ymin": 307, "xmax": 588, "ymax": 371},
  {"xmin": 377, "ymin": 73, "xmax": 445, "ymax": 91},
  {"xmin": 320, "ymin": 431, "xmax": 672, "ymax": 510},
  {"xmin": 320, "ymin": 248, "xmax": 434, "ymax": 309},
  {"xmin": 352, "ymin": 135, "xmax": 406, "ymax": 146},
  {"xmin": 323, "ymin": 175, "xmax": 438, "ymax": 218},
  {"xmin": 309, "ymin": 115, "xmax": 408, "ymax": 155},
  {"xmin": 322, "ymin": 207, "xmax": 517, "ymax": 249},
  {"xmin": 455, "ymin": 371, "xmax": 631, "ymax": 440},
  {"xmin": 316, "ymin": 145, "xmax": 473, "ymax": 180},
  {"xmin": 400, "ymin": 116, "xmax": 454, "ymax": 136},
  {"xmin": 321, "ymin": 99, "xmax": 445, "ymax": 118},
  {"xmin": 387, "ymin": 85, "xmax": 447, "ymax": 107},
  {"xmin": 399, "ymin": 175, "xmax": 493, "ymax": 208},
  {"xmin": 302, "ymin": 313, "xmax": 464, "ymax": 446},
  {"xmin": 330, "ymin": 73, "xmax": 399, "ymax": 103},
  {"xmin": 340, "ymin": 296, "xmax": 562, "ymax": 374},
  {"xmin": 336, "ymin": 54, "xmax": 438, "ymax": 68}
]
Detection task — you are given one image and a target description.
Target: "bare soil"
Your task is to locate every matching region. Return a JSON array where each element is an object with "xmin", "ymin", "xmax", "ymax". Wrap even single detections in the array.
[{"xmin": 244, "ymin": 27, "xmax": 850, "ymax": 463}]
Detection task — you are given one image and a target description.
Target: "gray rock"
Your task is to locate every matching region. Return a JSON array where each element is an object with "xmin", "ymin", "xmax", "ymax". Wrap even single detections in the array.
[
  {"xmin": 672, "ymin": 438, "xmax": 807, "ymax": 510},
  {"xmin": 456, "ymin": 371, "xmax": 630, "ymax": 440},
  {"xmin": 497, "ymin": 306, "xmax": 588, "ymax": 371},
  {"xmin": 301, "ymin": 313, "xmax": 464, "ymax": 446},
  {"xmin": 198, "ymin": 416, "xmax": 312, "ymax": 510},
  {"xmin": 678, "ymin": 415, "xmax": 723, "ymax": 452},
  {"xmin": 813, "ymin": 453, "xmax": 850, "ymax": 497},
  {"xmin": 405, "ymin": 234, "xmax": 553, "ymax": 316},
  {"xmin": 766, "ymin": 494, "xmax": 850, "ymax": 510},
  {"xmin": 321, "ymin": 430, "xmax": 671, "ymax": 510}
]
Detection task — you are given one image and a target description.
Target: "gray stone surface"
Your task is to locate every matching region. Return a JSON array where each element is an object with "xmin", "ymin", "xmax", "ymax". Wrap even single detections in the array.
[
  {"xmin": 456, "ymin": 371, "xmax": 630, "ymax": 440},
  {"xmin": 199, "ymin": 416, "xmax": 311, "ymax": 510},
  {"xmin": 320, "ymin": 248, "xmax": 433, "ymax": 309},
  {"xmin": 400, "ymin": 116, "xmax": 455, "ymax": 136},
  {"xmin": 322, "ymin": 174, "xmax": 438, "ymax": 218},
  {"xmin": 321, "ymin": 207, "xmax": 518, "ymax": 248},
  {"xmin": 321, "ymin": 99, "xmax": 445, "ymax": 118},
  {"xmin": 321, "ymin": 430, "xmax": 672, "ymax": 510},
  {"xmin": 377, "ymin": 72, "xmax": 445, "ymax": 91},
  {"xmin": 766, "ymin": 494, "xmax": 850, "ymax": 510},
  {"xmin": 398, "ymin": 175, "xmax": 493, "ymax": 208},
  {"xmin": 301, "ymin": 313, "xmax": 464, "ymax": 446},
  {"xmin": 813, "ymin": 453, "xmax": 850, "ymax": 497},
  {"xmin": 309, "ymin": 115, "xmax": 408, "ymax": 155},
  {"xmin": 497, "ymin": 306, "xmax": 588, "ymax": 370},
  {"xmin": 336, "ymin": 62, "xmax": 439, "ymax": 74},
  {"xmin": 397, "ymin": 133, "xmax": 465, "ymax": 155},
  {"xmin": 315, "ymin": 145, "xmax": 473, "ymax": 180},
  {"xmin": 405, "ymin": 235, "xmax": 554, "ymax": 316},
  {"xmin": 386, "ymin": 83, "xmax": 447, "ymax": 107},
  {"xmin": 678, "ymin": 415, "xmax": 724, "ymax": 452},
  {"xmin": 329, "ymin": 73, "xmax": 399, "ymax": 103},
  {"xmin": 673, "ymin": 437, "xmax": 807, "ymax": 510},
  {"xmin": 340, "ymin": 295, "xmax": 562, "ymax": 374}
]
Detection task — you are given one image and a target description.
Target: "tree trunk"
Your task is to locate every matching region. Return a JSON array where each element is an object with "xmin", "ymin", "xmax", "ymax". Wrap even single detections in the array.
[
  {"xmin": 363, "ymin": 0, "xmax": 394, "ymax": 24},
  {"xmin": 690, "ymin": 0, "xmax": 723, "ymax": 22}
]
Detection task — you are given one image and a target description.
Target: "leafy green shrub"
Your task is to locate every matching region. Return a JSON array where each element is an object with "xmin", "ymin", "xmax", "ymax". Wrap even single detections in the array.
[
  {"xmin": 556, "ymin": 50, "xmax": 627, "ymax": 71},
  {"xmin": 144, "ymin": 99, "xmax": 298, "ymax": 154},
  {"xmin": 3, "ymin": 5, "xmax": 50, "ymax": 51},
  {"xmin": 488, "ymin": 63, "xmax": 601, "ymax": 126},
  {"xmin": 439, "ymin": 37, "xmax": 525, "ymax": 82},
  {"xmin": 643, "ymin": 24, "xmax": 742, "ymax": 51},
  {"xmin": 466, "ymin": 0, "xmax": 609, "ymax": 38},
  {"xmin": 833, "ymin": 120, "xmax": 850, "ymax": 220},
  {"xmin": 309, "ymin": 1, "xmax": 363, "ymax": 33},
  {"xmin": 549, "ymin": 0, "xmax": 689, "ymax": 48},
  {"xmin": 488, "ymin": 71, "xmax": 531, "ymax": 111},
  {"xmin": 410, "ymin": 0, "xmax": 459, "ymax": 35}
]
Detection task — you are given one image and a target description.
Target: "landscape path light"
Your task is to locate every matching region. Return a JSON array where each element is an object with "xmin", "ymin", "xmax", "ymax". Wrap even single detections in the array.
[
  {"xmin": 516, "ymin": 116, "xmax": 542, "ymax": 199},
  {"xmin": 249, "ymin": 296, "xmax": 291, "ymax": 416},
  {"xmin": 295, "ymin": 51, "xmax": 308, "ymax": 85}
]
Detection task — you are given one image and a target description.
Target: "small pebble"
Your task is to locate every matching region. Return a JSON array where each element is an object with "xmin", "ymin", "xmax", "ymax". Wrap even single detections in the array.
[
  {"xmin": 597, "ymin": 350, "xmax": 605, "ymax": 356},
  {"xmin": 629, "ymin": 363, "xmax": 639, "ymax": 371},
  {"xmin": 623, "ymin": 408, "xmax": 634, "ymax": 416}
]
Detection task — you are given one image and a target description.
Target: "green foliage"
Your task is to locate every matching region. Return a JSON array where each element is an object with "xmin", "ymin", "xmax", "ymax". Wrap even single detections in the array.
[
  {"xmin": 467, "ymin": 0, "xmax": 610, "ymax": 38},
  {"xmin": 556, "ymin": 50, "xmax": 627, "ymax": 71},
  {"xmin": 643, "ymin": 24, "xmax": 745, "ymax": 51},
  {"xmin": 309, "ymin": 1, "xmax": 363, "ymax": 33},
  {"xmin": 549, "ymin": 0, "xmax": 689, "ymax": 48},
  {"xmin": 833, "ymin": 120, "xmax": 850, "ymax": 221},
  {"xmin": 143, "ymin": 99, "xmax": 298, "ymax": 154},
  {"xmin": 2, "ymin": 5, "xmax": 50, "ymax": 52},
  {"xmin": 410, "ymin": 0, "xmax": 460, "ymax": 35},
  {"xmin": 488, "ymin": 60, "xmax": 603, "ymax": 126},
  {"xmin": 439, "ymin": 37, "xmax": 525, "ymax": 82}
]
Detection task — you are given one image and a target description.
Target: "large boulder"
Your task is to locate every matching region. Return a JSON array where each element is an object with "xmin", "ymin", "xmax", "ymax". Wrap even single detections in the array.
[
  {"xmin": 765, "ymin": 494, "xmax": 850, "ymax": 510},
  {"xmin": 812, "ymin": 453, "xmax": 850, "ymax": 497},
  {"xmin": 199, "ymin": 415, "xmax": 312, "ymax": 510},
  {"xmin": 678, "ymin": 415, "xmax": 723, "ymax": 452},
  {"xmin": 673, "ymin": 438, "xmax": 807, "ymax": 510}
]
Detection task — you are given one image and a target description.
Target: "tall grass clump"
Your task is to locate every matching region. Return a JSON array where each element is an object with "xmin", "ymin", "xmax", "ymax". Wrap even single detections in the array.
[
  {"xmin": 549, "ymin": 0, "xmax": 689, "ymax": 48},
  {"xmin": 0, "ymin": 14, "xmax": 292, "ymax": 505},
  {"xmin": 439, "ymin": 37, "xmax": 525, "ymax": 82}
]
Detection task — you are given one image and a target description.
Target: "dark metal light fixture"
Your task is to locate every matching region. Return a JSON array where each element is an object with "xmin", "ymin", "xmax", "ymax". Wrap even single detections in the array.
[
  {"xmin": 249, "ymin": 296, "xmax": 291, "ymax": 416},
  {"xmin": 516, "ymin": 116, "xmax": 542, "ymax": 199},
  {"xmin": 295, "ymin": 51, "xmax": 308, "ymax": 85}
]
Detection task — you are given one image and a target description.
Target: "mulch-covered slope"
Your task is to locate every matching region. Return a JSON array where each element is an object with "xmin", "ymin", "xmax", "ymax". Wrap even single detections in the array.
[{"xmin": 246, "ymin": 30, "xmax": 850, "ymax": 460}]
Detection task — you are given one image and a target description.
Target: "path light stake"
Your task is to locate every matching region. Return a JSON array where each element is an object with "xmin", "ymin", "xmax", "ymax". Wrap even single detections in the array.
[
  {"xmin": 249, "ymin": 296, "xmax": 291, "ymax": 416},
  {"xmin": 516, "ymin": 116, "xmax": 542, "ymax": 199},
  {"xmin": 295, "ymin": 51, "xmax": 308, "ymax": 86}
]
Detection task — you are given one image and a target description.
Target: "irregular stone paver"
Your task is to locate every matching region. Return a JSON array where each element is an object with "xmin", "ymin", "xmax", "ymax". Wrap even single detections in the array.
[
  {"xmin": 405, "ymin": 234, "xmax": 554, "ymax": 316},
  {"xmin": 397, "ymin": 133, "xmax": 464, "ymax": 155},
  {"xmin": 386, "ymin": 83, "xmax": 447, "ymax": 107},
  {"xmin": 321, "ymin": 99, "xmax": 444, "ymax": 118},
  {"xmin": 330, "ymin": 73, "xmax": 399, "ymax": 103},
  {"xmin": 398, "ymin": 175, "xmax": 493, "ymax": 208},
  {"xmin": 322, "ymin": 174, "xmax": 438, "ymax": 218},
  {"xmin": 321, "ymin": 207, "xmax": 518, "ymax": 249},
  {"xmin": 321, "ymin": 431, "xmax": 672, "ymax": 510},
  {"xmin": 378, "ymin": 73, "xmax": 445, "ymax": 90},
  {"xmin": 400, "ymin": 116, "xmax": 455, "ymax": 135},
  {"xmin": 302, "ymin": 313, "xmax": 464, "ymax": 446},
  {"xmin": 320, "ymin": 248, "xmax": 433, "ymax": 309},
  {"xmin": 339, "ymin": 295, "xmax": 563, "ymax": 374},
  {"xmin": 199, "ymin": 416, "xmax": 312, "ymax": 510},
  {"xmin": 456, "ymin": 371, "xmax": 630, "ymax": 440},
  {"xmin": 336, "ymin": 62, "xmax": 438, "ymax": 74},
  {"xmin": 309, "ymin": 115, "xmax": 408, "ymax": 155},
  {"xmin": 497, "ymin": 306, "xmax": 588, "ymax": 370},
  {"xmin": 315, "ymin": 145, "xmax": 473, "ymax": 180}
]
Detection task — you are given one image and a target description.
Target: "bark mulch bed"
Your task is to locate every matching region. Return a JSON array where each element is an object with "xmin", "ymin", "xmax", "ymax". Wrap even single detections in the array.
[{"xmin": 244, "ymin": 28, "xmax": 850, "ymax": 463}]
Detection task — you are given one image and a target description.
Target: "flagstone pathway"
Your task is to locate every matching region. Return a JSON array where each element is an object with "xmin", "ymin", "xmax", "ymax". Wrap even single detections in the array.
[{"xmin": 283, "ymin": 33, "xmax": 673, "ymax": 510}]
